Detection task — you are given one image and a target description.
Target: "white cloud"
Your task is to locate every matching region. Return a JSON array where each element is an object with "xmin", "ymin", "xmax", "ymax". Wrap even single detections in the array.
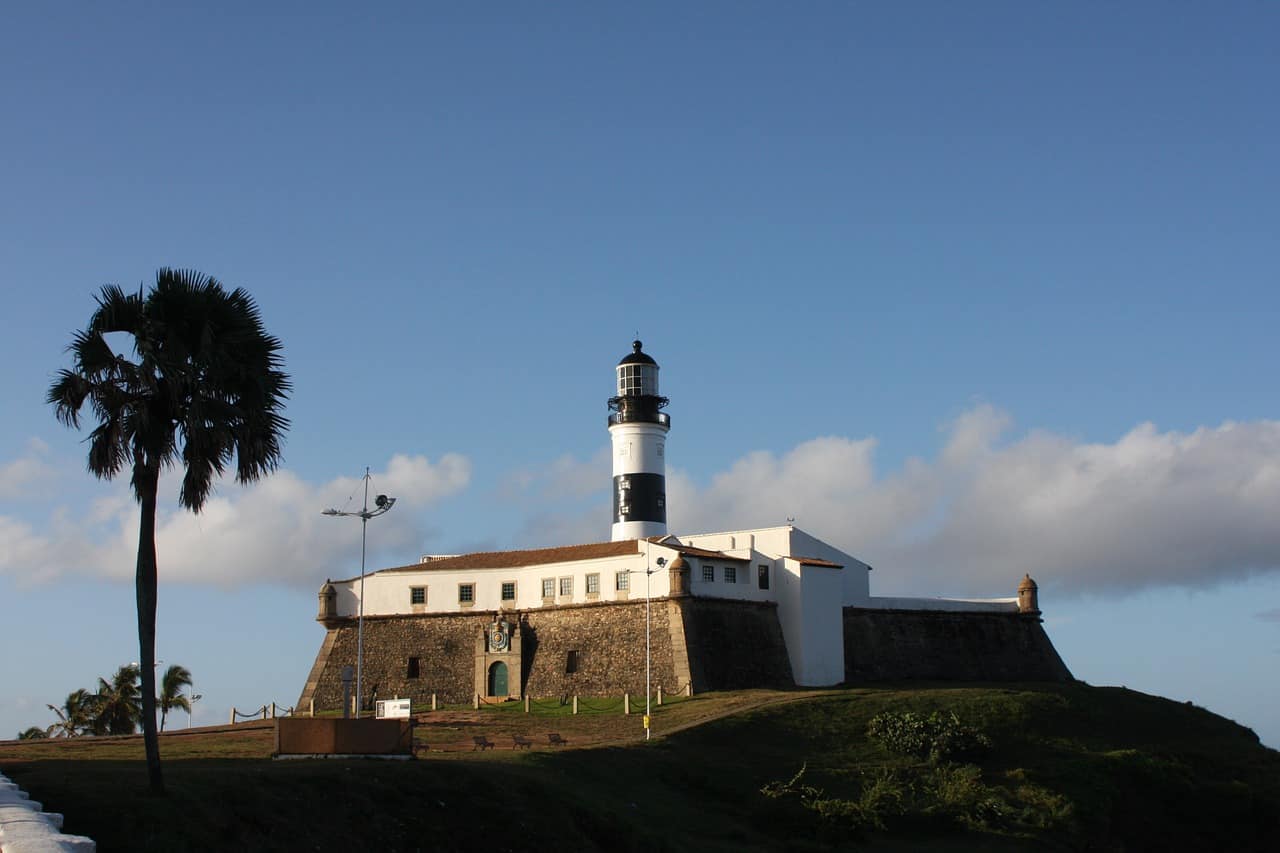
[
  {"xmin": 9, "ymin": 407, "xmax": 1280, "ymax": 599},
  {"xmin": 0, "ymin": 438, "xmax": 54, "ymax": 500},
  {"xmin": 0, "ymin": 453, "xmax": 471, "ymax": 587},
  {"xmin": 499, "ymin": 447, "xmax": 610, "ymax": 501},
  {"xmin": 511, "ymin": 408, "xmax": 1280, "ymax": 599}
]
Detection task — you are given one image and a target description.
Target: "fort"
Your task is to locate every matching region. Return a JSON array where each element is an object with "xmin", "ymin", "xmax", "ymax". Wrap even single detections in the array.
[{"xmin": 299, "ymin": 343, "xmax": 1070, "ymax": 713}]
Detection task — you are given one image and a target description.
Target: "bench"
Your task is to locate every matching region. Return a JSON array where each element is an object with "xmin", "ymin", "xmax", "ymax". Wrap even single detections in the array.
[
  {"xmin": 472, "ymin": 735, "xmax": 495, "ymax": 751},
  {"xmin": 547, "ymin": 732, "xmax": 568, "ymax": 747},
  {"xmin": 512, "ymin": 735, "xmax": 533, "ymax": 750}
]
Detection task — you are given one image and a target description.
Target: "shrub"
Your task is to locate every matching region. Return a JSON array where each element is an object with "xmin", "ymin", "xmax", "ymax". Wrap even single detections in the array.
[
  {"xmin": 760, "ymin": 764, "xmax": 907, "ymax": 835},
  {"xmin": 867, "ymin": 710, "xmax": 992, "ymax": 763}
]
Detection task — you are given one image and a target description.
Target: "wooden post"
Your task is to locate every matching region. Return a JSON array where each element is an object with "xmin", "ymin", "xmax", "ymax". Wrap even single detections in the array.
[
  {"xmin": 431, "ymin": 693, "xmax": 438, "ymax": 711},
  {"xmin": 229, "ymin": 708, "xmax": 235, "ymax": 725},
  {"xmin": 308, "ymin": 698, "xmax": 315, "ymax": 718},
  {"xmin": 270, "ymin": 702, "xmax": 277, "ymax": 719},
  {"xmin": 685, "ymin": 682, "xmax": 693, "ymax": 697},
  {"xmin": 572, "ymin": 695, "xmax": 578, "ymax": 715},
  {"xmin": 657, "ymin": 686, "xmax": 663, "ymax": 706},
  {"xmin": 473, "ymin": 693, "xmax": 480, "ymax": 710},
  {"xmin": 624, "ymin": 693, "xmax": 630, "ymax": 715},
  {"xmin": 524, "ymin": 695, "xmax": 530, "ymax": 713}
]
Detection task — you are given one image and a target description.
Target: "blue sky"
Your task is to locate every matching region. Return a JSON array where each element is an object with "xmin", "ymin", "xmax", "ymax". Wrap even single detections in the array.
[{"xmin": 2, "ymin": 3, "xmax": 1278, "ymax": 746}]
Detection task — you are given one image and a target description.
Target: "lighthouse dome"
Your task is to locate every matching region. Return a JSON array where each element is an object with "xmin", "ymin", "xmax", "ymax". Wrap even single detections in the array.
[{"xmin": 618, "ymin": 339, "xmax": 657, "ymax": 367}]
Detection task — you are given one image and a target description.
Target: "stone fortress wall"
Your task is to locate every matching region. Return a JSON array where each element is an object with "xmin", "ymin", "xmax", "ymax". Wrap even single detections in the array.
[
  {"xmin": 842, "ymin": 607, "xmax": 1072, "ymax": 682},
  {"xmin": 299, "ymin": 596, "xmax": 1068, "ymax": 712}
]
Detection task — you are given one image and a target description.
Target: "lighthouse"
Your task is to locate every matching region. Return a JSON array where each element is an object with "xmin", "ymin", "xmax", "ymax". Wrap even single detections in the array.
[{"xmin": 608, "ymin": 340, "xmax": 671, "ymax": 541}]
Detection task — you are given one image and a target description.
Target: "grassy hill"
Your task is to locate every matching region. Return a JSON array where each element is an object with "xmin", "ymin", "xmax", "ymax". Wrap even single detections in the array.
[{"xmin": 2, "ymin": 682, "xmax": 1277, "ymax": 851}]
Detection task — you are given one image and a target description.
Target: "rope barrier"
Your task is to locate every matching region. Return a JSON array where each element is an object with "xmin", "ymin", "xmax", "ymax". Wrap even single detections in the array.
[{"xmin": 229, "ymin": 703, "xmax": 295, "ymax": 722}]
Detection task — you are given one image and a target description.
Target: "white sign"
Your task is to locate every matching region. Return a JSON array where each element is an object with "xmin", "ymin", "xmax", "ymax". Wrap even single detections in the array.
[{"xmin": 375, "ymin": 698, "xmax": 412, "ymax": 719}]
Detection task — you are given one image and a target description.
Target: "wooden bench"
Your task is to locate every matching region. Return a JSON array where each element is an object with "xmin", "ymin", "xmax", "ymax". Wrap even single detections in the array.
[
  {"xmin": 472, "ymin": 735, "xmax": 495, "ymax": 751},
  {"xmin": 512, "ymin": 735, "xmax": 533, "ymax": 750},
  {"xmin": 547, "ymin": 732, "xmax": 568, "ymax": 747}
]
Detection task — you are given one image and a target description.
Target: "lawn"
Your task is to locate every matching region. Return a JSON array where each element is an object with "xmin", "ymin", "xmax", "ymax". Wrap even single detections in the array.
[{"xmin": 3, "ymin": 683, "xmax": 1277, "ymax": 852}]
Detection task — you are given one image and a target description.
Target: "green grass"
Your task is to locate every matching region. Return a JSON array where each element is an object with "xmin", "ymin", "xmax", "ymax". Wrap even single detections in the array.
[{"xmin": 2, "ymin": 683, "xmax": 1277, "ymax": 852}]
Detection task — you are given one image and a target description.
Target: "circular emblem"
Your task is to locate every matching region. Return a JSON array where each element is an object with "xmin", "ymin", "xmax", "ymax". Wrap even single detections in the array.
[{"xmin": 491, "ymin": 629, "xmax": 508, "ymax": 651}]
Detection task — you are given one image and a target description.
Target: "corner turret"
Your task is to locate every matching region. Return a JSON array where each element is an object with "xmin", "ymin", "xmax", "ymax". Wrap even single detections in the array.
[
  {"xmin": 1017, "ymin": 574, "xmax": 1040, "ymax": 616},
  {"xmin": 317, "ymin": 580, "xmax": 341, "ymax": 628}
]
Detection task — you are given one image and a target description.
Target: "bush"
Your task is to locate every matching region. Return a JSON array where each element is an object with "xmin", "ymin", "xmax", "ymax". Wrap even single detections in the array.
[
  {"xmin": 867, "ymin": 710, "xmax": 992, "ymax": 763},
  {"xmin": 760, "ymin": 764, "xmax": 907, "ymax": 835}
]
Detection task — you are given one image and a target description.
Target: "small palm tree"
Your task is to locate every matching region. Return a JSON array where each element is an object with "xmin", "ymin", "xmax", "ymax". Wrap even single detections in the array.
[
  {"xmin": 18, "ymin": 726, "xmax": 49, "ymax": 740},
  {"xmin": 48, "ymin": 269, "xmax": 290, "ymax": 793},
  {"xmin": 95, "ymin": 664, "xmax": 142, "ymax": 735},
  {"xmin": 158, "ymin": 664, "xmax": 193, "ymax": 731},
  {"xmin": 46, "ymin": 688, "xmax": 100, "ymax": 738}
]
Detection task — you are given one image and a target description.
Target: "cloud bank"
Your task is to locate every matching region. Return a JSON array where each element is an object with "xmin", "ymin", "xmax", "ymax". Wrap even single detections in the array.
[
  {"xmin": 510, "ymin": 406, "xmax": 1280, "ymax": 597},
  {"xmin": 0, "ymin": 453, "xmax": 470, "ymax": 587},
  {"xmin": 6, "ymin": 406, "xmax": 1280, "ymax": 597}
]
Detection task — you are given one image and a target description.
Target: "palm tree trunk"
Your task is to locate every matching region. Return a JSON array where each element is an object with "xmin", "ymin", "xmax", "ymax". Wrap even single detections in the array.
[{"xmin": 135, "ymin": 463, "xmax": 164, "ymax": 794}]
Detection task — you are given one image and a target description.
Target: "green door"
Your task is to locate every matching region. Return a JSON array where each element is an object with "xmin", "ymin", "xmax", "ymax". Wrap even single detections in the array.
[{"xmin": 488, "ymin": 661, "xmax": 508, "ymax": 697}]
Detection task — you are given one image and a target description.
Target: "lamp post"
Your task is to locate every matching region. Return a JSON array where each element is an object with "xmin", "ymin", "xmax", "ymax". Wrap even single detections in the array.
[
  {"xmin": 188, "ymin": 693, "xmax": 202, "ymax": 729},
  {"xmin": 322, "ymin": 467, "xmax": 396, "ymax": 719},
  {"xmin": 632, "ymin": 553, "xmax": 666, "ymax": 741}
]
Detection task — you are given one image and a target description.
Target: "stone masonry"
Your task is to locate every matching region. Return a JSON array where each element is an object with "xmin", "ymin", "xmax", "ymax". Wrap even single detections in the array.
[
  {"xmin": 298, "ymin": 597, "xmax": 798, "ymax": 712},
  {"xmin": 298, "ymin": 599, "xmax": 1072, "ymax": 713},
  {"xmin": 842, "ymin": 607, "xmax": 1073, "ymax": 682}
]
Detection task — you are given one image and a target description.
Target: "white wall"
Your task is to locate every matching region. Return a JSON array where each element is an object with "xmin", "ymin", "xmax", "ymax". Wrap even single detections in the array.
[
  {"xmin": 868, "ymin": 596, "xmax": 1019, "ymax": 613},
  {"xmin": 337, "ymin": 550, "xmax": 672, "ymax": 617},
  {"xmin": 773, "ymin": 558, "xmax": 845, "ymax": 686}
]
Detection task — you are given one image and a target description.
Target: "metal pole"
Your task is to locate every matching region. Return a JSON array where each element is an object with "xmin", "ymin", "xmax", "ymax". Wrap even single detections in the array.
[
  {"xmin": 645, "ymin": 553, "xmax": 651, "ymax": 741},
  {"xmin": 356, "ymin": 468, "xmax": 369, "ymax": 719}
]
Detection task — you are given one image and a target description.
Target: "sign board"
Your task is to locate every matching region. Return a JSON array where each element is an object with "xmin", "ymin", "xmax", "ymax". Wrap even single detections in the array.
[{"xmin": 375, "ymin": 698, "xmax": 412, "ymax": 719}]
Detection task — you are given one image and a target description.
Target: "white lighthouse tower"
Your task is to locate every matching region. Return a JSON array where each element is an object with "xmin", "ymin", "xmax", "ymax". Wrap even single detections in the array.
[{"xmin": 608, "ymin": 340, "xmax": 671, "ymax": 541}]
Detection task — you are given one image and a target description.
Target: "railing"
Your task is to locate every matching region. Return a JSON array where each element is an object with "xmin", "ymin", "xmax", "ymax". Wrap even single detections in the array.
[
  {"xmin": 608, "ymin": 411, "xmax": 670, "ymax": 427},
  {"xmin": 228, "ymin": 702, "xmax": 294, "ymax": 724}
]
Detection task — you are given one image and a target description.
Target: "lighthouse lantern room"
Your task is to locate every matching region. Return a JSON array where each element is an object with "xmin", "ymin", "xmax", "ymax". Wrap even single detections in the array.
[{"xmin": 608, "ymin": 340, "xmax": 671, "ymax": 541}]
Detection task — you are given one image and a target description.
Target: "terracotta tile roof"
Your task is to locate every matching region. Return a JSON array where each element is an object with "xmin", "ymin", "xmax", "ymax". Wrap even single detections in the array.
[
  {"xmin": 646, "ymin": 538, "xmax": 749, "ymax": 562},
  {"xmin": 370, "ymin": 540, "xmax": 642, "ymax": 577},
  {"xmin": 788, "ymin": 556, "xmax": 844, "ymax": 568}
]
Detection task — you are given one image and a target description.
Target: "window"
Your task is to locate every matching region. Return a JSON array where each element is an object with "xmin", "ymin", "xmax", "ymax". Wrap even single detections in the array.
[
  {"xmin": 459, "ymin": 583, "xmax": 475, "ymax": 604},
  {"xmin": 542, "ymin": 578, "xmax": 555, "ymax": 598},
  {"xmin": 566, "ymin": 650, "xmax": 580, "ymax": 674},
  {"xmin": 501, "ymin": 581, "xmax": 516, "ymax": 601},
  {"xmin": 702, "ymin": 565, "xmax": 715, "ymax": 583},
  {"xmin": 407, "ymin": 657, "xmax": 420, "ymax": 679},
  {"xmin": 559, "ymin": 576, "xmax": 573, "ymax": 597},
  {"xmin": 586, "ymin": 573, "xmax": 600, "ymax": 594},
  {"xmin": 616, "ymin": 571, "xmax": 630, "ymax": 591},
  {"xmin": 410, "ymin": 586, "xmax": 426, "ymax": 605},
  {"xmin": 725, "ymin": 566, "xmax": 737, "ymax": 584},
  {"xmin": 758, "ymin": 564, "xmax": 770, "ymax": 590},
  {"xmin": 618, "ymin": 363, "xmax": 658, "ymax": 396}
]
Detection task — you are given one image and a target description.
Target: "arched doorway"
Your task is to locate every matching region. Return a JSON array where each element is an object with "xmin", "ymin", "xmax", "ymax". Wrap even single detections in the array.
[{"xmin": 488, "ymin": 661, "xmax": 508, "ymax": 697}]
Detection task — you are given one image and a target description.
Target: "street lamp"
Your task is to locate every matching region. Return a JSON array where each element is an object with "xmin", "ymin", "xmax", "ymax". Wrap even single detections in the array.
[
  {"xmin": 188, "ymin": 693, "xmax": 203, "ymax": 729},
  {"xmin": 626, "ymin": 553, "xmax": 667, "ymax": 741},
  {"xmin": 322, "ymin": 467, "xmax": 396, "ymax": 719}
]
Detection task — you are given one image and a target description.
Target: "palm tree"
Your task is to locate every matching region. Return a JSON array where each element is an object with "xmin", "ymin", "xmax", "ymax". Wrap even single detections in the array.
[
  {"xmin": 18, "ymin": 726, "xmax": 49, "ymax": 740},
  {"xmin": 48, "ymin": 269, "xmax": 290, "ymax": 793},
  {"xmin": 157, "ymin": 664, "xmax": 193, "ymax": 731},
  {"xmin": 94, "ymin": 664, "xmax": 142, "ymax": 735},
  {"xmin": 46, "ymin": 688, "xmax": 100, "ymax": 738}
]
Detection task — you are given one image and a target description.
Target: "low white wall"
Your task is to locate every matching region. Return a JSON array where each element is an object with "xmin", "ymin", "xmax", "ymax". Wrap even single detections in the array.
[
  {"xmin": 868, "ymin": 596, "xmax": 1019, "ymax": 613},
  {"xmin": 0, "ymin": 771, "xmax": 95, "ymax": 850}
]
